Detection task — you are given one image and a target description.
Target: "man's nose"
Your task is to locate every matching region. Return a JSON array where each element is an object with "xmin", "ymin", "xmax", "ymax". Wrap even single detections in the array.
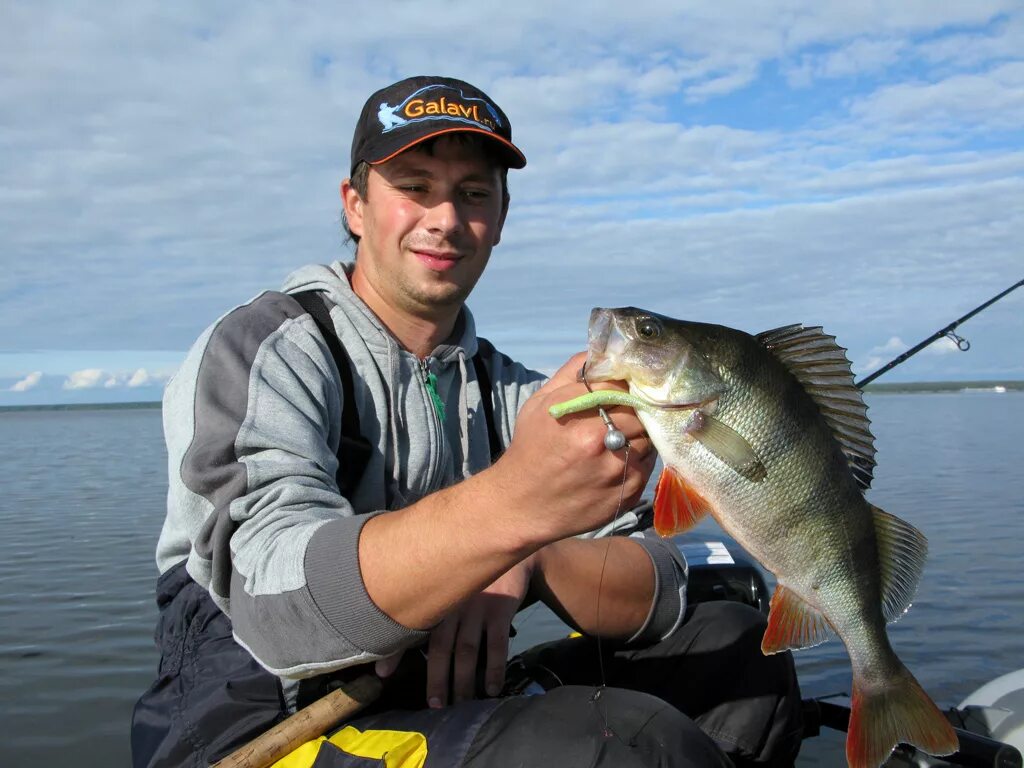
[{"xmin": 423, "ymin": 196, "xmax": 464, "ymax": 235}]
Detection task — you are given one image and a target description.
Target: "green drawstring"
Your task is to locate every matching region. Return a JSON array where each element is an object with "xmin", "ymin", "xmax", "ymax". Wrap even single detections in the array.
[{"xmin": 425, "ymin": 371, "xmax": 446, "ymax": 422}]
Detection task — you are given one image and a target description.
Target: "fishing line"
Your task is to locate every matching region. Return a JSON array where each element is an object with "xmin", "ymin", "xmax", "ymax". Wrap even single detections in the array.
[
  {"xmin": 591, "ymin": 441, "xmax": 632, "ymax": 738},
  {"xmin": 581, "ymin": 362, "xmax": 632, "ymax": 737}
]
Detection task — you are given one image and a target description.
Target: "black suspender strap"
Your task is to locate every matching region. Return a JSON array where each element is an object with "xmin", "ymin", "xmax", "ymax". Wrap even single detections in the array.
[
  {"xmin": 291, "ymin": 290, "xmax": 372, "ymax": 498},
  {"xmin": 473, "ymin": 338, "xmax": 504, "ymax": 464}
]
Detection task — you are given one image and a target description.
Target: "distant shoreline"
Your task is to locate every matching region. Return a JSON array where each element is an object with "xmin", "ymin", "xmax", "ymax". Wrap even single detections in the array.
[
  {"xmin": 0, "ymin": 401, "xmax": 163, "ymax": 413},
  {"xmin": 2, "ymin": 380, "xmax": 1022, "ymax": 413},
  {"xmin": 861, "ymin": 380, "xmax": 1024, "ymax": 394}
]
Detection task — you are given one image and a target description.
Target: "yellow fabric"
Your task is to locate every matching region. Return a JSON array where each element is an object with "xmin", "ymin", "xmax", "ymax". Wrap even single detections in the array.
[{"xmin": 272, "ymin": 725, "xmax": 428, "ymax": 768}]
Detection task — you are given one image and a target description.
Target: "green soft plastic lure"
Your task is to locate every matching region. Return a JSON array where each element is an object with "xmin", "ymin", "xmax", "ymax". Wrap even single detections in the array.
[{"xmin": 548, "ymin": 390, "xmax": 653, "ymax": 419}]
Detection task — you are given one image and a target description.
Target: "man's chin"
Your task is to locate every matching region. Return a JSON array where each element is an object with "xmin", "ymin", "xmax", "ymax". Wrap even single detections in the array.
[{"xmin": 405, "ymin": 282, "xmax": 473, "ymax": 314}]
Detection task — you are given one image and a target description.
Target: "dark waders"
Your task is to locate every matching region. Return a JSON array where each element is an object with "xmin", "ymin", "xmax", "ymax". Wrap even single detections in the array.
[{"xmin": 133, "ymin": 568, "xmax": 802, "ymax": 768}]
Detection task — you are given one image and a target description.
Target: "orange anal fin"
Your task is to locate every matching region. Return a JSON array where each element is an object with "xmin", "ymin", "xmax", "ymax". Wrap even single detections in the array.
[
  {"xmin": 761, "ymin": 583, "xmax": 835, "ymax": 654},
  {"xmin": 653, "ymin": 467, "xmax": 712, "ymax": 537}
]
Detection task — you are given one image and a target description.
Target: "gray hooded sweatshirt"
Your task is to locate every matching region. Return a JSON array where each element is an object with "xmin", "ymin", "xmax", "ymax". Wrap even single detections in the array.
[{"xmin": 156, "ymin": 261, "xmax": 686, "ymax": 682}]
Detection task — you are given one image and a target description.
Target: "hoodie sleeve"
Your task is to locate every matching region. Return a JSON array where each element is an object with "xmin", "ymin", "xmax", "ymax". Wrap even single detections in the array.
[
  {"xmin": 625, "ymin": 530, "xmax": 689, "ymax": 645},
  {"xmin": 158, "ymin": 291, "xmax": 427, "ymax": 678}
]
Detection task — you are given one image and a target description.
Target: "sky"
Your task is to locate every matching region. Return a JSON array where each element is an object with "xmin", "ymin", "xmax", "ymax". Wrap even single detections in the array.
[{"xmin": 2, "ymin": 1, "xmax": 1022, "ymax": 406}]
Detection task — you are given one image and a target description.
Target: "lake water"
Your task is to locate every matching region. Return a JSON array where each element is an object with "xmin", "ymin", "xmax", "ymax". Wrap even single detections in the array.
[{"xmin": 1, "ymin": 391, "xmax": 1021, "ymax": 767}]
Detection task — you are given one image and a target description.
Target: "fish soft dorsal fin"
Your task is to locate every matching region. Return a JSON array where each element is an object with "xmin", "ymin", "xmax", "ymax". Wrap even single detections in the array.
[
  {"xmin": 756, "ymin": 324, "xmax": 877, "ymax": 491},
  {"xmin": 653, "ymin": 466, "xmax": 714, "ymax": 536},
  {"xmin": 872, "ymin": 504, "xmax": 928, "ymax": 623},
  {"xmin": 761, "ymin": 583, "xmax": 836, "ymax": 654}
]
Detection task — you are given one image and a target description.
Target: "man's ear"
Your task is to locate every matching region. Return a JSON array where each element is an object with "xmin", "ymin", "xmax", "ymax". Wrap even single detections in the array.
[
  {"xmin": 492, "ymin": 193, "xmax": 509, "ymax": 246},
  {"xmin": 341, "ymin": 179, "xmax": 364, "ymax": 238}
]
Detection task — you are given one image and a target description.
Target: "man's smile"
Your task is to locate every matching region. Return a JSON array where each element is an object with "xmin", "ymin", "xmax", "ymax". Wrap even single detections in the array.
[{"xmin": 411, "ymin": 247, "xmax": 463, "ymax": 272}]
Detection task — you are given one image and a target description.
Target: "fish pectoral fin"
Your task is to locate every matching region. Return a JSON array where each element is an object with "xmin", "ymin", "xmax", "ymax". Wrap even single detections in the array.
[
  {"xmin": 653, "ymin": 467, "xmax": 713, "ymax": 536},
  {"xmin": 687, "ymin": 411, "xmax": 767, "ymax": 482},
  {"xmin": 761, "ymin": 583, "xmax": 835, "ymax": 654},
  {"xmin": 872, "ymin": 504, "xmax": 929, "ymax": 623}
]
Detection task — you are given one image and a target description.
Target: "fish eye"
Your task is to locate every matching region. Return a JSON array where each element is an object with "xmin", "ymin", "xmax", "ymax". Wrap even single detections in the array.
[{"xmin": 637, "ymin": 317, "xmax": 662, "ymax": 339}]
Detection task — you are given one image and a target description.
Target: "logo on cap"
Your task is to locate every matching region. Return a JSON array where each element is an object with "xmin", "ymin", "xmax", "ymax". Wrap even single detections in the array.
[{"xmin": 377, "ymin": 84, "xmax": 503, "ymax": 134}]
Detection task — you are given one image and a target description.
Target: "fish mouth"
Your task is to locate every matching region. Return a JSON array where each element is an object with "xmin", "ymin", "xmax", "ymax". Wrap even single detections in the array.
[
  {"xmin": 583, "ymin": 307, "xmax": 713, "ymax": 411},
  {"xmin": 583, "ymin": 308, "xmax": 623, "ymax": 381}
]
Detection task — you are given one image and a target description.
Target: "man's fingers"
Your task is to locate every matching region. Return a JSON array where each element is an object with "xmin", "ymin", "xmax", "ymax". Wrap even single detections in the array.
[
  {"xmin": 484, "ymin": 618, "xmax": 511, "ymax": 697},
  {"xmin": 451, "ymin": 610, "xmax": 484, "ymax": 704},
  {"xmin": 374, "ymin": 650, "xmax": 404, "ymax": 679},
  {"xmin": 426, "ymin": 616, "xmax": 457, "ymax": 708}
]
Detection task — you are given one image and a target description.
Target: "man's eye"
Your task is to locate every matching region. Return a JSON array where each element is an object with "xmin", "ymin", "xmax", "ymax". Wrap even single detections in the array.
[
  {"xmin": 399, "ymin": 184, "xmax": 426, "ymax": 193},
  {"xmin": 462, "ymin": 188, "xmax": 490, "ymax": 201}
]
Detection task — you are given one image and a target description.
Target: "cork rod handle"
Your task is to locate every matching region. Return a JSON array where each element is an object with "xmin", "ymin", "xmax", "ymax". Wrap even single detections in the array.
[{"xmin": 211, "ymin": 674, "xmax": 383, "ymax": 768}]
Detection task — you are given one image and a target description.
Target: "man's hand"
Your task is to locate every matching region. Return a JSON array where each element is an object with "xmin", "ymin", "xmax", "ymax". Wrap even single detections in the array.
[
  {"xmin": 492, "ymin": 352, "xmax": 658, "ymax": 544},
  {"xmin": 424, "ymin": 556, "xmax": 534, "ymax": 707}
]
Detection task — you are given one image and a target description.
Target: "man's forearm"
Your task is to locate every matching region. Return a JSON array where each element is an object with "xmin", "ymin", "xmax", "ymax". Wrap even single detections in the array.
[
  {"xmin": 358, "ymin": 466, "xmax": 544, "ymax": 631},
  {"xmin": 530, "ymin": 537, "xmax": 656, "ymax": 640}
]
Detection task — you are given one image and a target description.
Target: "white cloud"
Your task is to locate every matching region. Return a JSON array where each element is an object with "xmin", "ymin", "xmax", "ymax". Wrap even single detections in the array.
[
  {"xmin": 60, "ymin": 366, "xmax": 170, "ymax": 390},
  {"xmin": 856, "ymin": 338, "xmax": 908, "ymax": 376},
  {"xmin": 924, "ymin": 335, "xmax": 965, "ymax": 355},
  {"xmin": 848, "ymin": 62, "xmax": 1024, "ymax": 134},
  {"xmin": 873, "ymin": 337, "xmax": 908, "ymax": 355},
  {"xmin": 785, "ymin": 38, "xmax": 906, "ymax": 87},
  {"xmin": 127, "ymin": 368, "xmax": 153, "ymax": 387},
  {"xmin": 10, "ymin": 371, "xmax": 43, "ymax": 392},
  {"xmin": 64, "ymin": 369, "xmax": 105, "ymax": 390},
  {"xmin": 860, "ymin": 356, "xmax": 885, "ymax": 375},
  {"xmin": 684, "ymin": 65, "xmax": 761, "ymax": 101}
]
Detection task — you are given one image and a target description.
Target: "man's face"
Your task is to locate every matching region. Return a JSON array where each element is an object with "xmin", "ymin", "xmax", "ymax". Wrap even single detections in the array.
[{"xmin": 343, "ymin": 136, "xmax": 508, "ymax": 321}]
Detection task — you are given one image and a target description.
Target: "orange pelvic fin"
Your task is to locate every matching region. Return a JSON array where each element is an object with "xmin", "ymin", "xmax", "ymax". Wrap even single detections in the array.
[
  {"xmin": 653, "ymin": 467, "xmax": 712, "ymax": 537},
  {"xmin": 761, "ymin": 583, "xmax": 835, "ymax": 654},
  {"xmin": 847, "ymin": 666, "xmax": 958, "ymax": 768}
]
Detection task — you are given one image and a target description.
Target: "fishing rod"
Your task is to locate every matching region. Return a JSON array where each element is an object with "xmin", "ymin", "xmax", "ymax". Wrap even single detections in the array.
[{"xmin": 855, "ymin": 278, "xmax": 1024, "ymax": 389}]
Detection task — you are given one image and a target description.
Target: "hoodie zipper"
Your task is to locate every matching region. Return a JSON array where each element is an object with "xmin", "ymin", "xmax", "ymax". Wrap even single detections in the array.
[
  {"xmin": 419, "ymin": 356, "xmax": 450, "ymax": 493},
  {"xmin": 420, "ymin": 358, "xmax": 446, "ymax": 422}
]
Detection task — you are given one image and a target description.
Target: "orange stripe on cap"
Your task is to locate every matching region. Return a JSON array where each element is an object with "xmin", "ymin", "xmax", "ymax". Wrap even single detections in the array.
[{"xmin": 367, "ymin": 127, "xmax": 527, "ymax": 169}]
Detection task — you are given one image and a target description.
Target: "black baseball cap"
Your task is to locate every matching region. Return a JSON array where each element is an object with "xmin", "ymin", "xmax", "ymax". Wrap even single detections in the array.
[{"xmin": 350, "ymin": 76, "xmax": 527, "ymax": 175}]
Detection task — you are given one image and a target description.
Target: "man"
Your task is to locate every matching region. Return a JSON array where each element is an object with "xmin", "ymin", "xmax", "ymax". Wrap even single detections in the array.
[{"xmin": 132, "ymin": 76, "xmax": 802, "ymax": 768}]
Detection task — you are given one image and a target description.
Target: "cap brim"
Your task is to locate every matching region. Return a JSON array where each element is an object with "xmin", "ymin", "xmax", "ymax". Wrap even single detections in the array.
[{"xmin": 367, "ymin": 126, "xmax": 526, "ymax": 170}]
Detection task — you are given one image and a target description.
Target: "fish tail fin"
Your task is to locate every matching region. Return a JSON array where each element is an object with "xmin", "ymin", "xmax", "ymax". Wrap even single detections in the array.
[{"xmin": 847, "ymin": 666, "xmax": 958, "ymax": 768}]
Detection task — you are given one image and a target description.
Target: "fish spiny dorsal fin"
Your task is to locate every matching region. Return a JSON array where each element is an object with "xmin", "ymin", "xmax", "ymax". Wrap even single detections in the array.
[
  {"xmin": 871, "ymin": 505, "xmax": 929, "ymax": 623},
  {"xmin": 756, "ymin": 324, "xmax": 877, "ymax": 491},
  {"xmin": 761, "ymin": 583, "xmax": 836, "ymax": 654}
]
